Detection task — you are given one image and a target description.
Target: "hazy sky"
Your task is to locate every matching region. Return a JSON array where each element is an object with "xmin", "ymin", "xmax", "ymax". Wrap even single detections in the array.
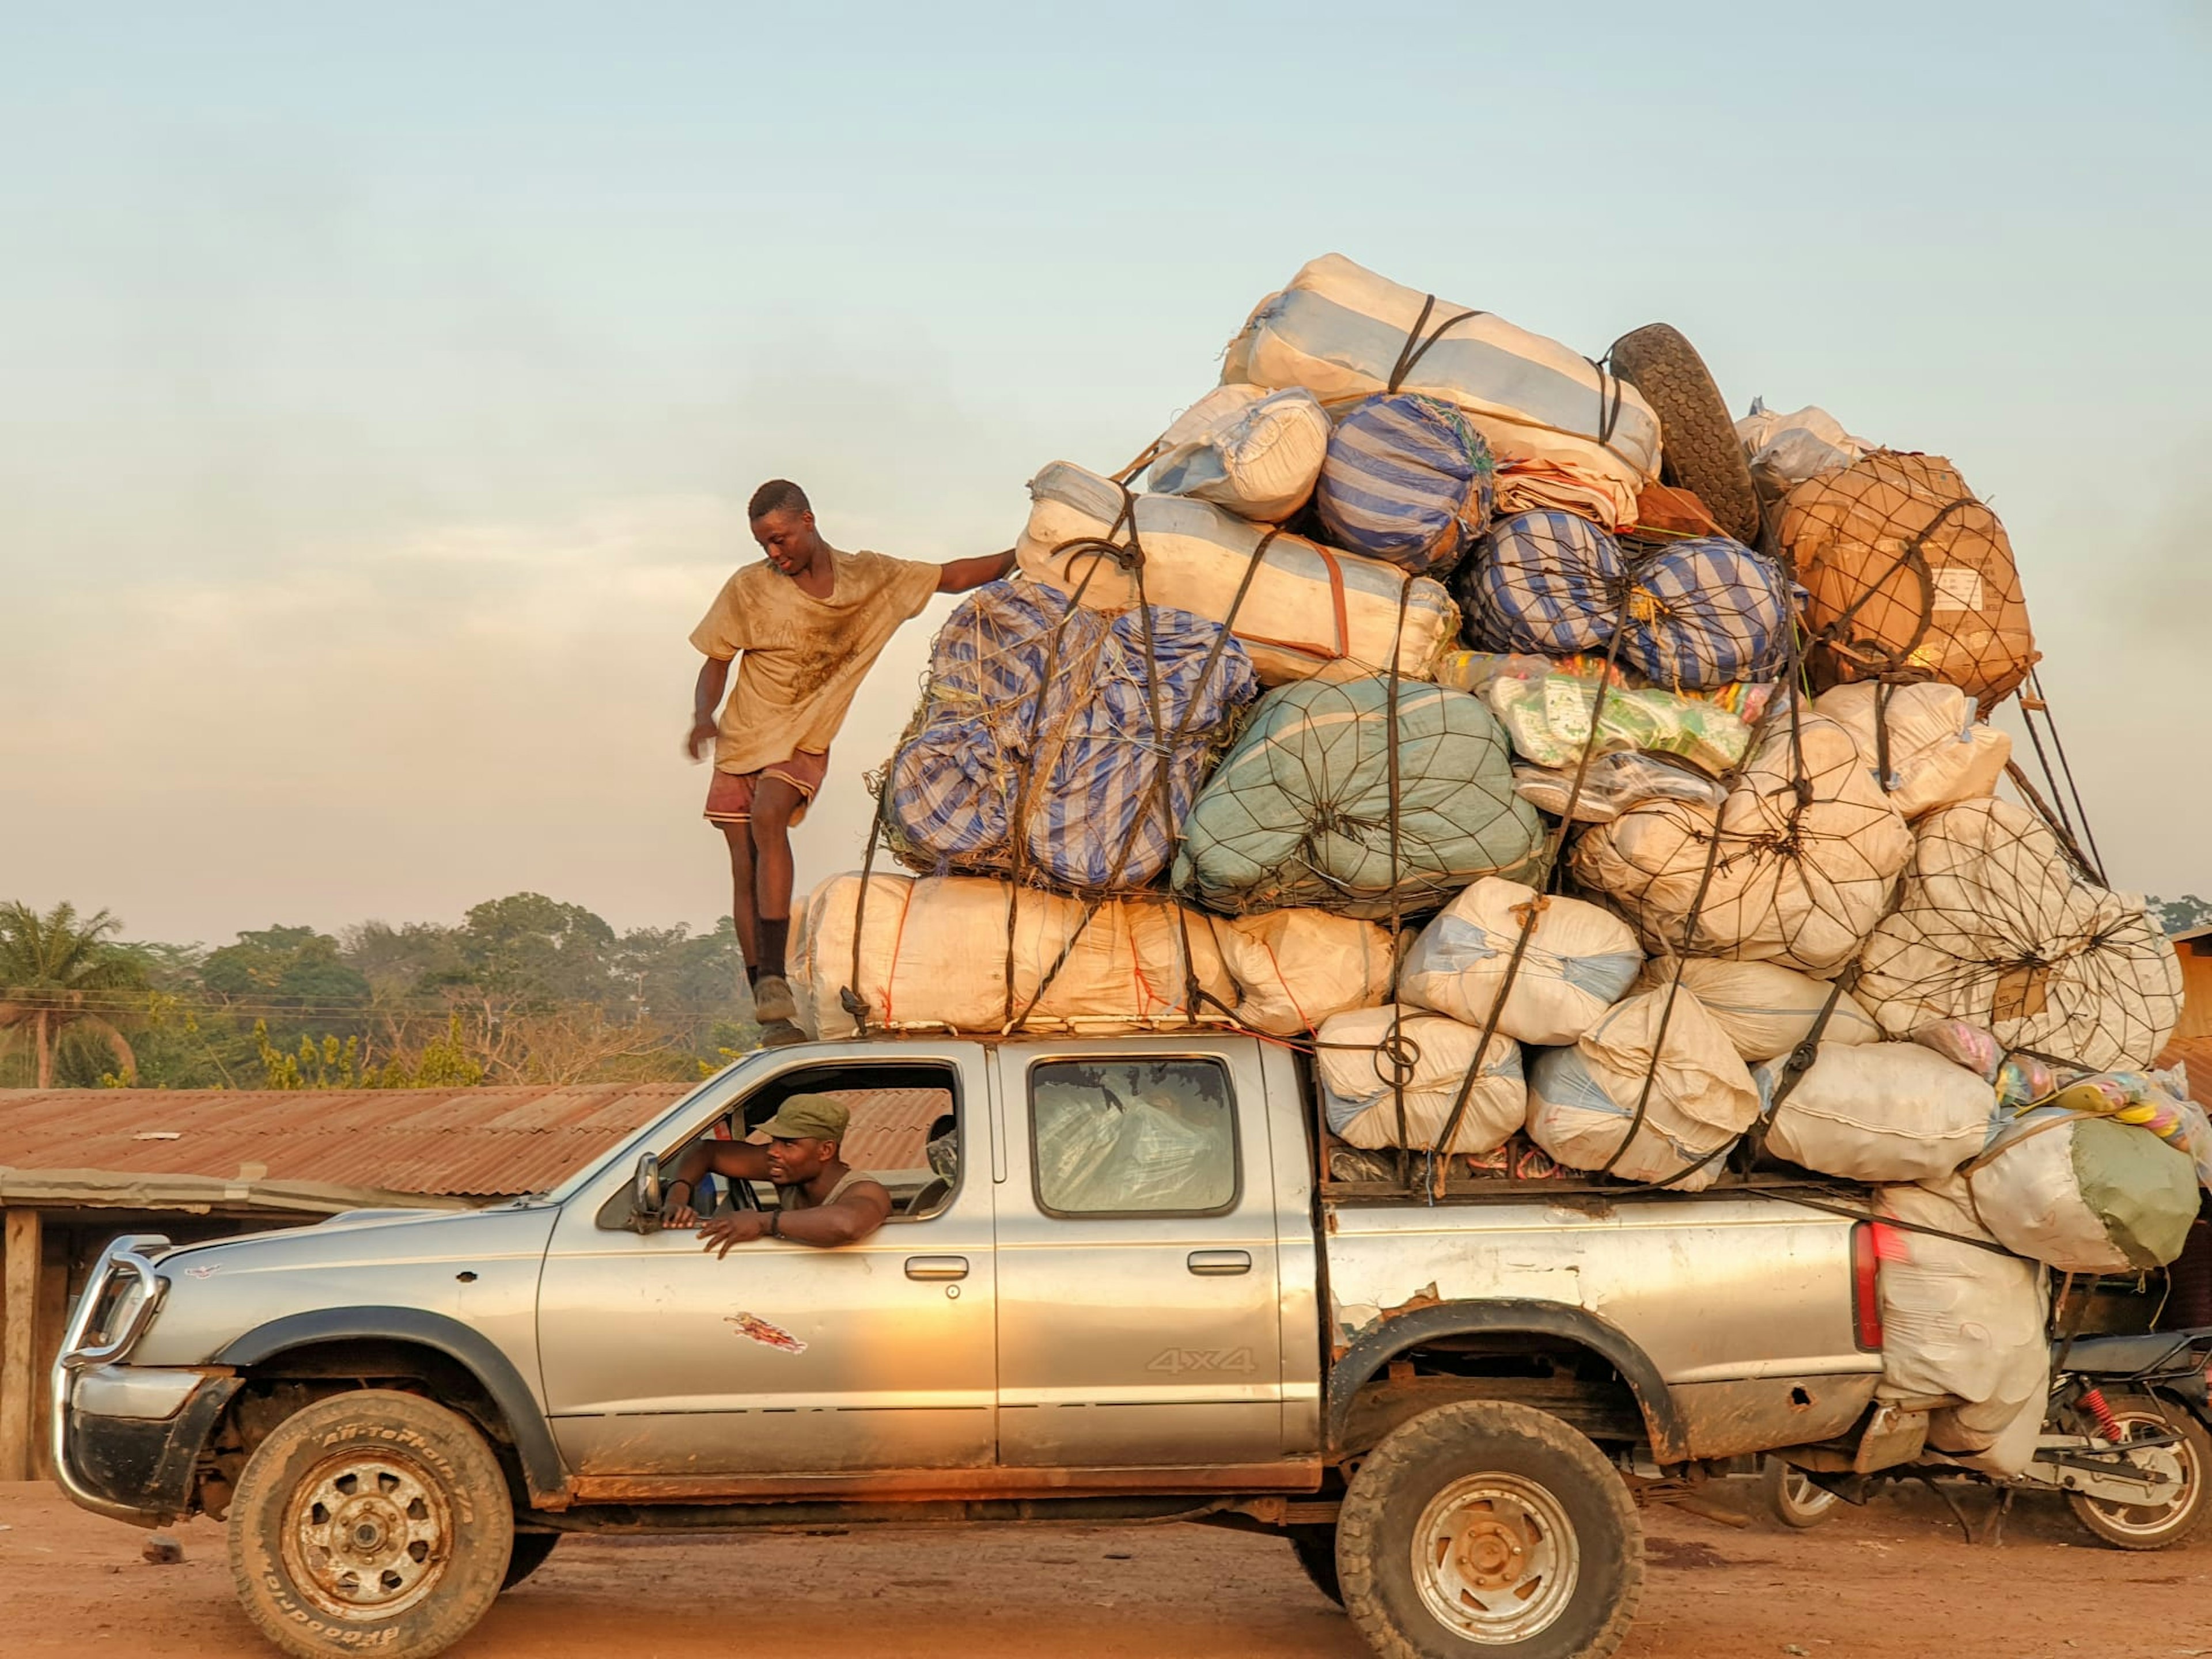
[{"xmin": 5, "ymin": 4, "xmax": 2208, "ymax": 948}]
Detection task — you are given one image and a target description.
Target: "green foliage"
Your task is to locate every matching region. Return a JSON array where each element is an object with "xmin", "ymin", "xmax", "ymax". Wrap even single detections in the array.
[
  {"xmin": 0, "ymin": 901, "xmax": 150, "ymax": 1087},
  {"xmin": 2152, "ymin": 894, "xmax": 2212, "ymax": 935},
  {"xmin": 206, "ymin": 926, "xmax": 373, "ymax": 1009}
]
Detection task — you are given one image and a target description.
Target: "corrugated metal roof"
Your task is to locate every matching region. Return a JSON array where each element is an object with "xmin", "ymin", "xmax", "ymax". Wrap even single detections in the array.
[
  {"xmin": 0, "ymin": 1081, "xmax": 961, "ymax": 1199},
  {"xmin": 2156, "ymin": 1039, "xmax": 2212, "ymax": 1104}
]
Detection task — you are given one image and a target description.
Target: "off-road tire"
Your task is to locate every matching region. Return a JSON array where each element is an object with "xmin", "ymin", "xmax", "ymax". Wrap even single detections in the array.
[
  {"xmin": 227, "ymin": 1388, "xmax": 514, "ymax": 1659},
  {"xmin": 1336, "ymin": 1400, "xmax": 1643, "ymax": 1659},
  {"xmin": 2067, "ymin": 1391, "xmax": 2212, "ymax": 1552},
  {"xmin": 501, "ymin": 1531, "xmax": 560, "ymax": 1590},
  {"xmin": 1288, "ymin": 1523, "xmax": 1343, "ymax": 1606},
  {"xmin": 1608, "ymin": 323, "xmax": 1760, "ymax": 544},
  {"xmin": 1760, "ymin": 1457, "xmax": 1840, "ymax": 1530}
]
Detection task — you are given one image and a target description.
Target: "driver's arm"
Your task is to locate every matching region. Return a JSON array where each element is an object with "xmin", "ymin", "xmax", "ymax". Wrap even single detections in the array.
[
  {"xmin": 771, "ymin": 1180, "xmax": 894, "ymax": 1247},
  {"xmin": 664, "ymin": 1139, "xmax": 773, "ymax": 1226}
]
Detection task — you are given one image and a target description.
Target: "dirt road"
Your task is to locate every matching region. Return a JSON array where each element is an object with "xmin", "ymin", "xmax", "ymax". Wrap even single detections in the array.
[{"xmin": 3, "ymin": 1479, "xmax": 2206, "ymax": 1658}]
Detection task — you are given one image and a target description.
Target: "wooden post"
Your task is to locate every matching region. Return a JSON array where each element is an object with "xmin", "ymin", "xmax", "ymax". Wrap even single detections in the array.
[
  {"xmin": 0, "ymin": 1207, "xmax": 40, "ymax": 1480},
  {"xmin": 32, "ymin": 1226, "xmax": 70, "ymax": 1482}
]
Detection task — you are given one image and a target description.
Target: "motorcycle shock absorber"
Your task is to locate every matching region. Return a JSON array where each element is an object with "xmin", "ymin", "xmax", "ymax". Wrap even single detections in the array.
[{"xmin": 2081, "ymin": 1386, "xmax": 2124, "ymax": 1440}]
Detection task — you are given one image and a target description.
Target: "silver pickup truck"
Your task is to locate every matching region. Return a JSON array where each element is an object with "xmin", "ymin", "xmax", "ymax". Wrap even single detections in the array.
[{"xmin": 52, "ymin": 1032, "xmax": 1896, "ymax": 1659}]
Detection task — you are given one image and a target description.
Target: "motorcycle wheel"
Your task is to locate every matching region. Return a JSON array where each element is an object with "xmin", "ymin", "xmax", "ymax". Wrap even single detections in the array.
[
  {"xmin": 2066, "ymin": 1391, "xmax": 2212, "ymax": 1551},
  {"xmin": 1760, "ymin": 1459, "xmax": 1840, "ymax": 1529}
]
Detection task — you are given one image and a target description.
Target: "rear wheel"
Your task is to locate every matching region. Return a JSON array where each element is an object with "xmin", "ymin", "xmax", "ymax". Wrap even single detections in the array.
[
  {"xmin": 1336, "ymin": 1400, "xmax": 1642, "ymax": 1659},
  {"xmin": 1760, "ymin": 1459, "xmax": 1840, "ymax": 1529},
  {"xmin": 2067, "ymin": 1392, "xmax": 2212, "ymax": 1551},
  {"xmin": 226, "ymin": 1389, "xmax": 513, "ymax": 1659}
]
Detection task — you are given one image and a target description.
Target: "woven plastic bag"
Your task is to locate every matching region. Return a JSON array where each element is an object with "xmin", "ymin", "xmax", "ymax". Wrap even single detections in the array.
[
  {"xmin": 1147, "ymin": 384, "xmax": 1331, "ymax": 522},
  {"xmin": 1316, "ymin": 1005, "xmax": 1526, "ymax": 1154},
  {"xmin": 1175, "ymin": 676, "xmax": 1543, "ymax": 921},
  {"xmin": 1615, "ymin": 537, "xmax": 1793, "ymax": 691},
  {"xmin": 1661, "ymin": 957, "xmax": 1882, "ymax": 1063},
  {"xmin": 1757, "ymin": 1041, "xmax": 1995, "ymax": 1183},
  {"xmin": 1313, "ymin": 393, "xmax": 1494, "ymax": 576},
  {"xmin": 1813, "ymin": 681, "xmax": 2011, "ymax": 820},
  {"xmin": 885, "ymin": 581, "xmax": 1257, "ymax": 891},
  {"xmin": 1525, "ymin": 987, "xmax": 1760, "ymax": 1190},
  {"xmin": 1855, "ymin": 798, "xmax": 2183, "ymax": 1071},
  {"xmin": 1968, "ymin": 1111, "xmax": 2199, "ymax": 1272},
  {"xmin": 1399, "ymin": 878, "xmax": 1643, "ymax": 1046},
  {"xmin": 1456, "ymin": 509, "xmax": 1624, "ymax": 656},
  {"xmin": 1774, "ymin": 450, "xmax": 2037, "ymax": 709},
  {"xmin": 1569, "ymin": 713, "xmax": 1914, "ymax": 976}
]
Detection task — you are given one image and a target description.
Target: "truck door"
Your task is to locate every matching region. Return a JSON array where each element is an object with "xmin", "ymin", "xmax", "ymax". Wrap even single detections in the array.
[
  {"xmin": 991, "ymin": 1038, "xmax": 1290, "ymax": 1470},
  {"xmin": 535, "ymin": 1047, "xmax": 995, "ymax": 1482}
]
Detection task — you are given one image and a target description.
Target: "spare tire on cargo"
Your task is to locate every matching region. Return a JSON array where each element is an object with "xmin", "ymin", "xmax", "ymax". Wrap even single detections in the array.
[
  {"xmin": 1316, "ymin": 1005, "xmax": 1526, "ymax": 1154},
  {"xmin": 1773, "ymin": 450, "xmax": 2037, "ymax": 710},
  {"xmin": 1608, "ymin": 323, "xmax": 1762, "ymax": 544},
  {"xmin": 1854, "ymin": 797, "xmax": 2184, "ymax": 1072},
  {"xmin": 1173, "ymin": 676, "xmax": 1544, "ymax": 921}
]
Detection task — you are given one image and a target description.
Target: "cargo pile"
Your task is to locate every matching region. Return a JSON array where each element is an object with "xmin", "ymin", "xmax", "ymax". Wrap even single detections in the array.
[{"xmin": 790, "ymin": 253, "xmax": 2196, "ymax": 1476}]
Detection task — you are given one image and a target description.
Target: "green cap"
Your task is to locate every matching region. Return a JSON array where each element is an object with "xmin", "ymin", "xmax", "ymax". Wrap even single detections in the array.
[{"xmin": 753, "ymin": 1093, "xmax": 849, "ymax": 1143}]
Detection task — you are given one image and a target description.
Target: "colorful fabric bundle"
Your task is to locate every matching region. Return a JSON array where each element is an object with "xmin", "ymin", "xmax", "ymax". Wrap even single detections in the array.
[
  {"xmin": 1616, "ymin": 537, "xmax": 1794, "ymax": 691},
  {"xmin": 1313, "ymin": 393, "xmax": 1495, "ymax": 576}
]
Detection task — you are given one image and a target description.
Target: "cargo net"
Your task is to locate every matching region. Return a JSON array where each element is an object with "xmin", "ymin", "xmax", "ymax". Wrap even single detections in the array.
[
  {"xmin": 881, "ymin": 575, "xmax": 1256, "ymax": 894},
  {"xmin": 1770, "ymin": 449, "xmax": 2037, "ymax": 711}
]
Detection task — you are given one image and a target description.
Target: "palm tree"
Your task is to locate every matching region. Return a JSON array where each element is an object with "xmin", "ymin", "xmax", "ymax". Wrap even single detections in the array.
[{"xmin": 0, "ymin": 902, "xmax": 146, "ymax": 1088}]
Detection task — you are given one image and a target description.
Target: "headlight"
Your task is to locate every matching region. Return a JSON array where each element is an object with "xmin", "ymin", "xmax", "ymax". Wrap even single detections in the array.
[{"xmin": 97, "ymin": 1277, "xmax": 149, "ymax": 1349}]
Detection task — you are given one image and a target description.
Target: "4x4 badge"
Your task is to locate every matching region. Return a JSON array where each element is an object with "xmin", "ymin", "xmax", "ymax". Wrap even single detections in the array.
[{"xmin": 1145, "ymin": 1346, "xmax": 1255, "ymax": 1374}]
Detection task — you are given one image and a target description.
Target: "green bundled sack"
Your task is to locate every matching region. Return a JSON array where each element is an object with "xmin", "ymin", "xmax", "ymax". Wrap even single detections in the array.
[
  {"xmin": 1968, "ymin": 1111, "xmax": 2200, "ymax": 1272},
  {"xmin": 1172, "ymin": 676, "xmax": 1543, "ymax": 919}
]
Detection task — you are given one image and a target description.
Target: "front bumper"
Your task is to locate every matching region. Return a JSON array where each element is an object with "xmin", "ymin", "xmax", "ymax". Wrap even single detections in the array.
[{"xmin": 57, "ymin": 1367, "xmax": 240, "ymax": 1527}]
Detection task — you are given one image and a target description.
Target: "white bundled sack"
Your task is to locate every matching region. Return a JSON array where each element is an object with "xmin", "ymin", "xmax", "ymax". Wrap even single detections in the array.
[
  {"xmin": 1967, "ymin": 1111, "xmax": 2199, "ymax": 1273},
  {"xmin": 1758, "ymin": 1042, "xmax": 1995, "ymax": 1183},
  {"xmin": 1874, "ymin": 1176, "xmax": 2048, "ymax": 1477},
  {"xmin": 1570, "ymin": 714, "xmax": 1914, "ymax": 976},
  {"xmin": 1661, "ymin": 958, "xmax": 1881, "ymax": 1062},
  {"xmin": 1221, "ymin": 254, "xmax": 1660, "ymax": 530},
  {"xmin": 1018, "ymin": 461, "xmax": 1460, "ymax": 685},
  {"xmin": 1317, "ymin": 1006, "xmax": 1525, "ymax": 1154},
  {"xmin": 792, "ymin": 873, "xmax": 1392, "ymax": 1040},
  {"xmin": 1856, "ymin": 798, "xmax": 2184, "ymax": 1071},
  {"xmin": 1146, "ymin": 385, "xmax": 1332, "ymax": 522},
  {"xmin": 1813, "ymin": 682, "xmax": 2011, "ymax": 820},
  {"xmin": 1525, "ymin": 987, "xmax": 1760, "ymax": 1190},
  {"xmin": 1399, "ymin": 878, "xmax": 1643, "ymax": 1046},
  {"xmin": 1735, "ymin": 399, "xmax": 1871, "ymax": 491}
]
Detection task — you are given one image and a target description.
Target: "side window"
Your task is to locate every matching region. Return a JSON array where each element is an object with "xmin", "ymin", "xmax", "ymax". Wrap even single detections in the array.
[{"xmin": 1029, "ymin": 1058, "xmax": 1238, "ymax": 1217}]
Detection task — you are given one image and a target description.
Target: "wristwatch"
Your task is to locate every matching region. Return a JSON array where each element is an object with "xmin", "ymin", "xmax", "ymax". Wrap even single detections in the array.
[{"xmin": 767, "ymin": 1210, "xmax": 781, "ymax": 1239}]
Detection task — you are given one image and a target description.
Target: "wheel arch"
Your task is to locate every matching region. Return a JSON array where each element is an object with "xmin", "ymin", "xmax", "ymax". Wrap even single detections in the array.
[
  {"xmin": 1327, "ymin": 1298, "xmax": 1691, "ymax": 1465},
  {"xmin": 214, "ymin": 1306, "xmax": 569, "ymax": 1506}
]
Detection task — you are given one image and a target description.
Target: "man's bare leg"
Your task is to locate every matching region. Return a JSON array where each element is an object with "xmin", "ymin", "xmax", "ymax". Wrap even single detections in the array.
[
  {"xmin": 747, "ymin": 778, "xmax": 805, "ymax": 1037},
  {"xmin": 719, "ymin": 820, "xmax": 760, "ymax": 978}
]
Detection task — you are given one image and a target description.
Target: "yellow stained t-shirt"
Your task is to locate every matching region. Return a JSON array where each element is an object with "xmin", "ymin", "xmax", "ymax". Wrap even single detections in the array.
[{"xmin": 690, "ymin": 549, "xmax": 941, "ymax": 776}]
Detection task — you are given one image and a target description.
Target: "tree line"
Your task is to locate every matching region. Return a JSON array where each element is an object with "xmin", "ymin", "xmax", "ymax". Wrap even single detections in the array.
[{"xmin": 0, "ymin": 895, "xmax": 761, "ymax": 1090}]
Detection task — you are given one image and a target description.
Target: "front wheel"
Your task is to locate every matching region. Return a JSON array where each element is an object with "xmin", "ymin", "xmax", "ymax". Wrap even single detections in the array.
[
  {"xmin": 1336, "ymin": 1400, "xmax": 1643, "ymax": 1659},
  {"xmin": 2066, "ymin": 1391, "xmax": 2212, "ymax": 1551},
  {"xmin": 1287, "ymin": 1524, "xmax": 1343, "ymax": 1607},
  {"xmin": 1760, "ymin": 1458, "xmax": 1840, "ymax": 1529},
  {"xmin": 502, "ymin": 1531, "xmax": 561, "ymax": 1590},
  {"xmin": 226, "ymin": 1388, "xmax": 514, "ymax": 1659}
]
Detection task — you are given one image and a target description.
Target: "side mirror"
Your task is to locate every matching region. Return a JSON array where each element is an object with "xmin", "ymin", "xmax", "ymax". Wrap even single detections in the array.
[{"xmin": 628, "ymin": 1152, "xmax": 664, "ymax": 1234}]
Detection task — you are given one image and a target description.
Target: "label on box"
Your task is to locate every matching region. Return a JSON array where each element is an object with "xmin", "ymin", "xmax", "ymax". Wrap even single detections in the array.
[{"xmin": 1931, "ymin": 566, "xmax": 1984, "ymax": 613}]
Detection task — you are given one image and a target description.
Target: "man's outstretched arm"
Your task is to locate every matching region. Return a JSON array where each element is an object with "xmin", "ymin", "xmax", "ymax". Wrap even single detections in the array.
[
  {"xmin": 935, "ymin": 549, "xmax": 1017, "ymax": 593},
  {"xmin": 687, "ymin": 655, "xmax": 731, "ymax": 760}
]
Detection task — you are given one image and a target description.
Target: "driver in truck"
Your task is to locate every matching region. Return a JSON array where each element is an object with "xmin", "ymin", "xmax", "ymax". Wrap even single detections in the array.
[{"xmin": 661, "ymin": 1093, "xmax": 893, "ymax": 1253}]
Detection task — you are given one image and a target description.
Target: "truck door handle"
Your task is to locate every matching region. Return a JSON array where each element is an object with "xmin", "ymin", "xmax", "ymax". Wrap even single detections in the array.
[
  {"xmin": 905, "ymin": 1256, "xmax": 969, "ymax": 1281},
  {"xmin": 1187, "ymin": 1249, "xmax": 1252, "ymax": 1276}
]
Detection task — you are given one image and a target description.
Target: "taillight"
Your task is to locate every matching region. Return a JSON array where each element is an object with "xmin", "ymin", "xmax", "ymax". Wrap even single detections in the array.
[{"xmin": 1851, "ymin": 1221, "xmax": 1896, "ymax": 1351}]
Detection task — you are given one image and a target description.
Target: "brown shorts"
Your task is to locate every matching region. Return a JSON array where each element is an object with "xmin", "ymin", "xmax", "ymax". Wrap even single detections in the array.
[{"xmin": 704, "ymin": 749, "xmax": 829, "ymax": 827}]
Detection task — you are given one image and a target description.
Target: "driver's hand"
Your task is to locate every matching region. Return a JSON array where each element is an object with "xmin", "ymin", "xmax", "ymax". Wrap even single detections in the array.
[
  {"xmin": 700, "ymin": 1211, "xmax": 769, "ymax": 1258},
  {"xmin": 666, "ymin": 1200, "xmax": 699, "ymax": 1228}
]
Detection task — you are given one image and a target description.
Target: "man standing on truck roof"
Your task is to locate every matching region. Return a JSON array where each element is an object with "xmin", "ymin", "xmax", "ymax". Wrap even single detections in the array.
[
  {"xmin": 662, "ymin": 1094, "xmax": 893, "ymax": 1250},
  {"xmin": 687, "ymin": 480, "xmax": 1013, "ymax": 1044}
]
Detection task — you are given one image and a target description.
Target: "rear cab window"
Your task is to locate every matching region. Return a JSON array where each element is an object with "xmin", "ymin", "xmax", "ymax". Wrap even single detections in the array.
[{"xmin": 1028, "ymin": 1057, "xmax": 1238, "ymax": 1218}]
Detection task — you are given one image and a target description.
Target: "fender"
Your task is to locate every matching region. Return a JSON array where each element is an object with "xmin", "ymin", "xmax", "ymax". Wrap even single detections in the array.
[
  {"xmin": 215, "ymin": 1306, "xmax": 570, "ymax": 1506},
  {"xmin": 1325, "ymin": 1298, "xmax": 1692, "ymax": 1465}
]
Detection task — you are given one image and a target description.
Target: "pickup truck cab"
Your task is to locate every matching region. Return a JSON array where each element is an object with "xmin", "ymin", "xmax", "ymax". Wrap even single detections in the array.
[{"xmin": 54, "ymin": 1032, "xmax": 1893, "ymax": 1659}]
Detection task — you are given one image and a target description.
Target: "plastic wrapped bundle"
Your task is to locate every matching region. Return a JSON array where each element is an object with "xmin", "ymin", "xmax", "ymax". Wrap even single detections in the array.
[
  {"xmin": 1968, "ymin": 1110, "xmax": 2199, "ymax": 1272},
  {"xmin": 1173, "ymin": 676, "xmax": 1544, "ymax": 921},
  {"xmin": 1813, "ymin": 681, "xmax": 2012, "ymax": 820},
  {"xmin": 1875, "ymin": 1175, "xmax": 2049, "ymax": 1478},
  {"xmin": 1513, "ymin": 755, "xmax": 1728, "ymax": 823},
  {"xmin": 1018, "ymin": 461, "xmax": 1459, "ymax": 685},
  {"xmin": 790, "ymin": 873, "xmax": 1393, "ymax": 1040},
  {"xmin": 1399, "ymin": 878, "xmax": 1643, "ymax": 1046},
  {"xmin": 1855, "ymin": 798, "xmax": 2184, "ymax": 1071},
  {"xmin": 1035, "ymin": 1076, "xmax": 1234, "ymax": 1213},
  {"xmin": 1774, "ymin": 450, "xmax": 2037, "ymax": 709},
  {"xmin": 885, "ymin": 581, "xmax": 1257, "ymax": 891},
  {"xmin": 1756, "ymin": 1041, "xmax": 1995, "ymax": 1183},
  {"xmin": 1312, "ymin": 393, "xmax": 1494, "ymax": 576},
  {"xmin": 1456, "ymin": 510, "xmax": 1624, "ymax": 656},
  {"xmin": 1615, "ymin": 538, "xmax": 1793, "ymax": 691},
  {"xmin": 1664, "ymin": 958, "xmax": 1882, "ymax": 1062},
  {"xmin": 1525, "ymin": 987, "xmax": 1761, "ymax": 1190},
  {"xmin": 1483, "ymin": 660, "xmax": 1766, "ymax": 775},
  {"xmin": 1735, "ymin": 400, "xmax": 1872, "ymax": 495},
  {"xmin": 1147, "ymin": 385, "xmax": 1332, "ymax": 522},
  {"xmin": 1570, "ymin": 714, "xmax": 1914, "ymax": 976},
  {"xmin": 1316, "ymin": 1006, "xmax": 1526, "ymax": 1154},
  {"xmin": 1221, "ymin": 253, "xmax": 1660, "ymax": 528}
]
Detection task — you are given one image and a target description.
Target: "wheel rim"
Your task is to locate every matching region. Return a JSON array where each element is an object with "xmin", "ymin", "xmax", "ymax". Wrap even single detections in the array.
[
  {"xmin": 281, "ymin": 1448, "xmax": 456, "ymax": 1620},
  {"xmin": 1411, "ymin": 1472, "xmax": 1580, "ymax": 1643},
  {"xmin": 1781, "ymin": 1469, "xmax": 1837, "ymax": 1517},
  {"xmin": 2080, "ymin": 1410, "xmax": 2198, "ymax": 1538}
]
